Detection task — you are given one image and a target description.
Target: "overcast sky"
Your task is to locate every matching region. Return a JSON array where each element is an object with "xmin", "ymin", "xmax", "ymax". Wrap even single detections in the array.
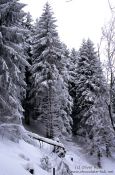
[{"xmin": 20, "ymin": 0, "xmax": 113, "ymax": 49}]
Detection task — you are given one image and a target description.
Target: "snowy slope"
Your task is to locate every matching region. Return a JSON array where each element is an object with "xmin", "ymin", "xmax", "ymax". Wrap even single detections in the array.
[
  {"xmin": 0, "ymin": 135, "xmax": 115, "ymax": 175},
  {"xmin": 63, "ymin": 140, "xmax": 115, "ymax": 175}
]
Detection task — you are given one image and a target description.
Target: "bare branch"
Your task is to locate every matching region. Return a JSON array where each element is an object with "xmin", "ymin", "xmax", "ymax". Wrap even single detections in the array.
[
  {"xmin": 97, "ymin": 37, "xmax": 103, "ymax": 60},
  {"xmin": 101, "ymin": 15, "xmax": 115, "ymax": 130},
  {"xmin": 108, "ymin": 0, "xmax": 115, "ymax": 12}
]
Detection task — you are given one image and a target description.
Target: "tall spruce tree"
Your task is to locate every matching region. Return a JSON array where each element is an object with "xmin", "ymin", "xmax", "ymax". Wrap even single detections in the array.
[
  {"xmin": 68, "ymin": 48, "xmax": 78, "ymax": 126},
  {"xmin": 28, "ymin": 3, "xmax": 72, "ymax": 138},
  {"xmin": 22, "ymin": 11, "xmax": 33, "ymax": 125},
  {"xmin": 73, "ymin": 39, "xmax": 115, "ymax": 161},
  {"xmin": 0, "ymin": 0, "xmax": 29, "ymax": 140}
]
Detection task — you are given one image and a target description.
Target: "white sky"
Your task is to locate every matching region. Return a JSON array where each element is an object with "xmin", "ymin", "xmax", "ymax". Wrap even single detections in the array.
[{"xmin": 20, "ymin": 0, "xmax": 113, "ymax": 49}]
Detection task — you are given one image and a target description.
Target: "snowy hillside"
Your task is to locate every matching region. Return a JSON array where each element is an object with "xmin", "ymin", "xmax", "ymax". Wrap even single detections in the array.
[
  {"xmin": 1, "ymin": 1, "xmax": 115, "ymax": 175},
  {"xmin": 0, "ymin": 135, "xmax": 115, "ymax": 175}
]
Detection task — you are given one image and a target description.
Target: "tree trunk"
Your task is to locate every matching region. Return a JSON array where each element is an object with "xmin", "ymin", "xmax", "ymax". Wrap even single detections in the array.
[
  {"xmin": 108, "ymin": 104, "xmax": 115, "ymax": 131},
  {"xmin": 25, "ymin": 115, "xmax": 30, "ymax": 125}
]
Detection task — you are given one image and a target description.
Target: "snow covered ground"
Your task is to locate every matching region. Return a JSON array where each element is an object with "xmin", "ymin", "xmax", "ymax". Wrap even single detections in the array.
[
  {"xmin": 63, "ymin": 140, "xmax": 115, "ymax": 175},
  {"xmin": 0, "ymin": 135, "xmax": 115, "ymax": 175}
]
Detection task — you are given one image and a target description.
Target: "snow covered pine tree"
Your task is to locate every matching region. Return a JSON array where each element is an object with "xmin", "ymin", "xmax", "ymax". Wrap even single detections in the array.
[
  {"xmin": 23, "ymin": 12, "xmax": 33, "ymax": 31},
  {"xmin": 73, "ymin": 39, "xmax": 115, "ymax": 166},
  {"xmin": 28, "ymin": 3, "xmax": 72, "ymax": 139},
  {"xmin": 68, "ymin": 48, "xmax": 78, "ymax": 129},
  {"xmin": 22, "ymin": 11, "xmax": 33, "ymax": 125},
  {"xmin": 0, "ymin": 0, "xmax": 29, "ymax": 141}
]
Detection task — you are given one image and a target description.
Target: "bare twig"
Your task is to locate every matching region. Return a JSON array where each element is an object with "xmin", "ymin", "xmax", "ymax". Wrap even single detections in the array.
[
  {"xmin": 97, "ymin": 37, "xmax": 103, "ymax": 61},
  {"xmin": 108, "ymin": 0, "xmax": 115, "ymax": 12}
]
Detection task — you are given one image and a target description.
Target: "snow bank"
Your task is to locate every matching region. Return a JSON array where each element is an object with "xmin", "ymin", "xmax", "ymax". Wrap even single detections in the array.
[{"xmin": 0, "ymin": 136, "xmax": 115, "ymax": 175}]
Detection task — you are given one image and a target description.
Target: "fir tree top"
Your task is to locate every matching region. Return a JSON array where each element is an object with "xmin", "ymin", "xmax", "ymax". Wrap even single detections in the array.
[
  {"xmin": 78, "ymin": 39, "xmax": 107, "ymax": 95},
  {"xmin": 32, "ymin": 2, "xmax": 63, "ymax": 69}
]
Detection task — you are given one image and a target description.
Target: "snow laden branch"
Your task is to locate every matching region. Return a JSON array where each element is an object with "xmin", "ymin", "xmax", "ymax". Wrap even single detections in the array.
[{"xmin": 27, "ymin": 131, "xmax": 66, "ymax": 157}]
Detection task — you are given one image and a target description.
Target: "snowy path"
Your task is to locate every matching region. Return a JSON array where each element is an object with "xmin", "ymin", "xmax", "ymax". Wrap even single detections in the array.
[{"xmin": 63, "ymin": 139, "xmax": 115, "ymax": 175}]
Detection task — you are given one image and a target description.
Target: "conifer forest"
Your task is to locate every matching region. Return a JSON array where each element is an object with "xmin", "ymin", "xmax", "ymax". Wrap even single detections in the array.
[{"xmin": 0, "ymin": 1, "xmax": 115, "ymax": 174}]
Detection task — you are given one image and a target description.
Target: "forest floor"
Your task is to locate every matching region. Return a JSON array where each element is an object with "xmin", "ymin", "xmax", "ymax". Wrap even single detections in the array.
[{"xmin": 0, "ymin": 131, "xmax": 115, "ymax": 175}]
